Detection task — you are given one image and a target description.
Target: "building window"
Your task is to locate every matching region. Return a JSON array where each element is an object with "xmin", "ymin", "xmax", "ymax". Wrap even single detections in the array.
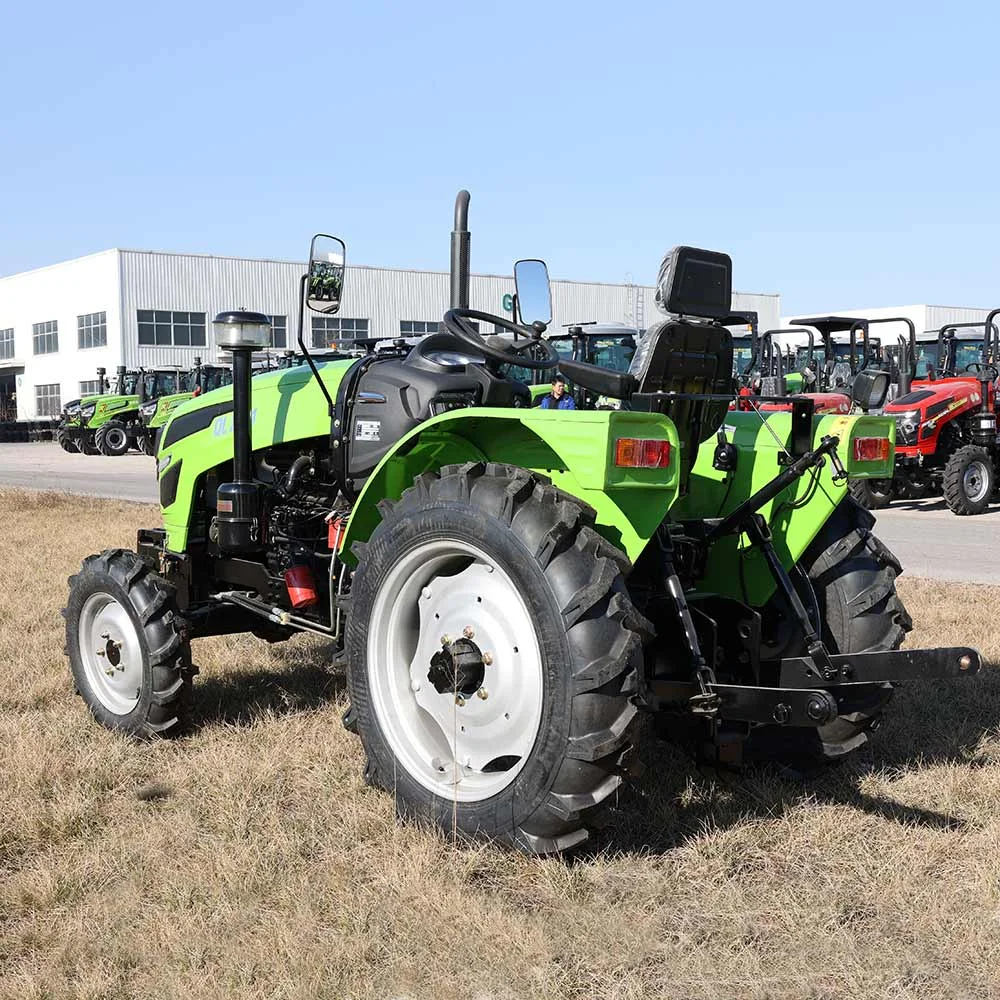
[
  {"xmin": 80, "ymin": 380, "xmax": 103, "ymax": 396},
  {"xmin": 268, "ymin": 315, "xmax": 287, "ymax": 349},
  {"xmin": 311, "ymin": 317, "xmax": 369, "ymax": 348},
  {"xmin": 0, "ymin": 328, "xmax": 13, "ymax": 360},
  {"xmin": 32, "ymin": 320, "xmax": 58, "ymax": 355},
  {"xmin": 35, "ymin": 383, "xmax": 61, "ymax": 416},
  {"xmin": 137, "ymin": 310, "xmax": 206, "ymax": 347},
  {"xmin": 400, "ymin": 320, "xmax": 439, "ymax": 336},
  {"xmin": 78, "ymin": 311, "xmax": 107, "ymax": 349}
]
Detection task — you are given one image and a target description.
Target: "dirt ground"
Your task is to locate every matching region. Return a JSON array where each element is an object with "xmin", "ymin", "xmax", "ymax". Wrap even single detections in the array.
[{"xmin": 1, "ymin": 488, "xmax": 998, "ymax": 1000}]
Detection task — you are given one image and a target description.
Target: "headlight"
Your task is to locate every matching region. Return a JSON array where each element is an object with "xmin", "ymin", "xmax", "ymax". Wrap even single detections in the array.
[
  {"xmin": 80, "ymin": 403, "xmax": 96, "ymax": 419},
  {"xmin": 65, "ymin": 404, "xmax": 81, "ymax": 417},
  {"xmin": 894, "ymin": 410, "xmax": 919, "ymax": 435},
  {"xmin": 140, "ymin": 400, "xmax": 159, "ymax": 418}
]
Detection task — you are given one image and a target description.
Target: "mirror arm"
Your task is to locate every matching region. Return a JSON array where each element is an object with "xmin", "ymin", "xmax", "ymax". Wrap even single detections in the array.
[{"xmin": 296, "ymin": 272, "xmax": 335, "ymax": 417}]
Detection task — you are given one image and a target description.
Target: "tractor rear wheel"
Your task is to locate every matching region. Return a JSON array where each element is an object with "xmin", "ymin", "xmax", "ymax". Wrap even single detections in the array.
[
  {"xmin": 848, "ymin": 477, "xmax": 895, "ymax": 510},
  {"xmin": 748, "ymin": 496, "xmax": 911, "ymax": 765},
  {"xmin": 64, "ymin": 549, "xmax": 191, "ymax": 736},
  {"xmin": 95, "ymin": 420, "xmax": 131, "ymax": 456},
  {"xmin": 344, "ymin": 462, "xmax": 648, "ymax": 853},
  {"xmin": 943, "ymin": 444, "xmax": 994, "ymax": 515}
]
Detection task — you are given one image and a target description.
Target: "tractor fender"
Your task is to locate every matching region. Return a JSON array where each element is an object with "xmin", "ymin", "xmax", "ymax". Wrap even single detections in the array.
[
  {"xmin": 673, "ymin": 409, "xmax": 896, "ymax": 606},
  {"xmin": 340, "ymin": 407, "xmax": 682, "ymax": 565}
]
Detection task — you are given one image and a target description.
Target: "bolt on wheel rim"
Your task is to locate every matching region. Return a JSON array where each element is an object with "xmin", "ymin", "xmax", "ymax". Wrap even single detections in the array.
[
  {"xmin": 78, "ymin": 592, "xmax": 144, "ymax": 715},
  {"xmin": 963, "ymin": 461, "xmax": 990, "ymax": 503},
  {"xmin": 368, "ymin": 539, "xmax": 544, "ymax": 802}
]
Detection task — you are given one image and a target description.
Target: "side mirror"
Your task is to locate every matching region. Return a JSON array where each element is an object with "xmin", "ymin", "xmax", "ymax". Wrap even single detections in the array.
[
  {"xmin": 514, "ymin": 259, "xmax": 552, "ymax": 330},
  {"xmin": 308, "ymin": 235, "xmax": 346, "ymax": 315},
  {"xmin": 851, "ymin": 369, "xmax": 890, "ymax": 411}
]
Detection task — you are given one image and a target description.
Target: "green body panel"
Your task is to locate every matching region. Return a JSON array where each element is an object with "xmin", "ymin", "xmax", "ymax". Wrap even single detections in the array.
[
  {"xmin": 783, "ymin": 372, "xmax": 804, "ymax": 393},
  {"xmin": 673, "ymin": 410, "xmax": 895, "ymax": 605},
  {"xmin": 529, "ymin": 384, "xmax": 548, "ymax": 401},
  {"xmin": 146, "ymin": 392, "xmax": 195, "ymax": 431},
  {"xmin": 159, "ymin": 360, "xmax": 357, "ymax": 550},
  {"xmin": 62, "ymin": 394, "xmax": 138, "ymax": 431},
  {"xmin": 338, "ymin": 408, "xmax": 682, "ymax": 564}
]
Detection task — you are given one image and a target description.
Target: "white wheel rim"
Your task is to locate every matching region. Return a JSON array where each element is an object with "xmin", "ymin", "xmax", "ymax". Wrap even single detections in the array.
[
  {"xmin": 78, "ymin": 592, "xmax": 144, "ymax": 715},
  {"xmin": 367, "ymin": 539, "xmax": 544, "ymax": 802},
  {"xmin": 963, "ymin": 461, "xmax": 990, "ymax": 503},
  {"xmin": 105, "ymin": 427, "xmax": 127, "ymax": 451}
]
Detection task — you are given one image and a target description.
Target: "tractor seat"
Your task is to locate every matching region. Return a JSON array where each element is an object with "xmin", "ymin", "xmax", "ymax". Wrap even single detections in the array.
[{"xmin": 626, "ymin": 319, "xmax": 735, "ymax": 489}]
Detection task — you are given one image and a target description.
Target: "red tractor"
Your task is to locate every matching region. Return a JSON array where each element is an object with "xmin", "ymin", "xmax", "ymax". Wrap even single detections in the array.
[{"xmin": 858, "ymin": 309, "xmax": 1000, "ymax": 514}]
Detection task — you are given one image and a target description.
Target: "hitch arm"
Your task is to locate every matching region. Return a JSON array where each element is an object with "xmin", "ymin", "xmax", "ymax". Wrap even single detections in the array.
[{"xmin": 779, "ymin": 646, "xmax": 982, "ymax": 686}]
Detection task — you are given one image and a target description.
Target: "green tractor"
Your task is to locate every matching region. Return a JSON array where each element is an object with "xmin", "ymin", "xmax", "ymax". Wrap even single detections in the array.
[
  {"xmin": 64, "ymin": 194, "xmax": 981, "ymax": 852},
  {"xmin": 57, "ymin": 366, "xmax": 141, "ymax": 454},
  {"xmin": 136, "ymin": 357, "xmax": 233, "ymax": 456}
]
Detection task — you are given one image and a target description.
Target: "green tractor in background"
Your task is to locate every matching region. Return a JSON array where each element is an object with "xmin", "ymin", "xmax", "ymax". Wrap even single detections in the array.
[
  {"xmin": 136, "ymin": 357, "xmax": 233, "ymax": 456},
  {"xmin": 57, "ymin": 366, "xmax": 141, "ymax": 455},
  {"xmin": 64, "ymin": 193, "xmax": 982, "ymax": 853}
]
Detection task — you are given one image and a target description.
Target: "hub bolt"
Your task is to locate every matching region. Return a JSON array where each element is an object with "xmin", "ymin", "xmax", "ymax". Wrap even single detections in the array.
[
  {"xmin": 440, "ymin": 635, "xmax": 451, "ymax": 647},
  {"xmin": 455, "ymin": 695, "xmax": 466, "ymax": 707},
  {"xmin": 463, "ymin": 626, "xmax": 475, "ymax": 639},
  {"xmin": 483, "ymin": 652, "xmax": 493, "ymax": 666},
  {"xmin": 476, "ymin": 688, "xmax": 488, "ymax": 700}
]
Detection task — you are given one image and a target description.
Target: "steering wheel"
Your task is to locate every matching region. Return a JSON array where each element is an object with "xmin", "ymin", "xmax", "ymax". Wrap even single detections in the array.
[
  {"xmin": 965, "ymin": 362, "xmax": 1000, "ymax": 378},
  {"xmin": 442, "ymin": 308, "xmax": 560, "ymax": 372}
]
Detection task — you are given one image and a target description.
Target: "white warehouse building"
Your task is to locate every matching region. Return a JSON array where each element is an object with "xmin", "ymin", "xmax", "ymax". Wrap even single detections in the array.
[{"xmin": 0, "ymin": 248, "xmax": 782, "ymax": 420}]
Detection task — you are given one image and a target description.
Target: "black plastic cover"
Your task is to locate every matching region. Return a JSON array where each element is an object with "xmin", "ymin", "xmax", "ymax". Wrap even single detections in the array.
[
  {"xmin": 655, "ymin": 246, "xmax": 732, "ymax": 319},
  {"xmin": 555, "ymin": 358, "xmax": 638, "ymax": 400}
]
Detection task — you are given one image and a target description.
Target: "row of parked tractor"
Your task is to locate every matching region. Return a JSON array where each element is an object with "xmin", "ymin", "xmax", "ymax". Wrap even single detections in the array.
[
  {"xmin": 727, "ymin": 311, "xmax": 1000, "ymax": 516},
  {"xmin": 55, "ymin": 353, "xmax": 331, "ymax": 457}
]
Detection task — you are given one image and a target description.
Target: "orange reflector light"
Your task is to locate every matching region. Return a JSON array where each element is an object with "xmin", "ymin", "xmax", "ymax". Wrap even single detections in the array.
[
  {"xmin": 615, "ymin": 438, "xmax": 672, "ymax": 468},
  {"xmin": 852, "ymin": 437, "xmax": 891, "ymax": 462}
]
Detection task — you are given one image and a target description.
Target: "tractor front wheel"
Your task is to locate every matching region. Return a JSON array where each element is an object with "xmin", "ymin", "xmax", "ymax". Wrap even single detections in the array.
[
  {"xmin": 64, "ymin": 549, "xmax": 191, "ymax": 736},
  {"xmin": 95, "ymin": 420, "xmax": 131, "ymax": 456},
  {"xmin": 55, "ymin": 428, "xmax": 78, "ymax": 453},
  {"xmin": 345, "ymin": 462, "xmax": 648, "ymax": 853},
  {"xmin": 943, "ymin": 444, "xmax": 995, "ymax": 515}
]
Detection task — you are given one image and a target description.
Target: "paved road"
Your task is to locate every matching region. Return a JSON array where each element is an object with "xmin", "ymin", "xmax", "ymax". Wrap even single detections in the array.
[
  {"xmin": 0, "ymin": 442, "xmax": 158, "ymax": 503},
  {"xmin": 1, "ymin": 443, "xmax": 999, "ymax": 584}
]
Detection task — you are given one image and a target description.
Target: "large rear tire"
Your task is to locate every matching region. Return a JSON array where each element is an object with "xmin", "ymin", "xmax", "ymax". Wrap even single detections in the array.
[
  {"xmin": 943, "ymin": 444, "xmax": 994, "ymax": 515},
  {"xmin": 848, "ymin": 477, "xmax": 895, "ymax": 510},
  {"xmin": 95, "ymin": 419, "xmax": 131, "ymax": 457},
  {"xmin": 344, "ymin": 462, "xmax": 648, "ymax": 853},
  {"xmin": 64, "ymin": 549, "xmax": 191, "ymax": 736},
  {"xmin": 748, "ymin": 497, "xmax": 912, "ymax": 765}
]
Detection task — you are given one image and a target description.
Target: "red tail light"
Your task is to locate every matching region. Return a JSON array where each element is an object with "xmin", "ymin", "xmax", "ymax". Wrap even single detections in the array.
[
  {"xmin": 615, "ymin": 438, "xmax": 672, "ymax": 469},
  {"xmin": 852, "ymin": 437, "xmax": 891, "ymax": 462}
]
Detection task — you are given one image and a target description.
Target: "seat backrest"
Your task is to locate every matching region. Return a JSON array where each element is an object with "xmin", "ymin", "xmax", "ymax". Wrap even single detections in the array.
[{"xmin": 628, "ymin": 319, "xmax": 734, "ymax": 489}]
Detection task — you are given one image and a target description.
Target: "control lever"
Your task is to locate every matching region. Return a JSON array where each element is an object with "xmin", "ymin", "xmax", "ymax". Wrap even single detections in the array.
[{"xmin": 828, "ymin": 443, "xmax": 848, "ymax": 483}]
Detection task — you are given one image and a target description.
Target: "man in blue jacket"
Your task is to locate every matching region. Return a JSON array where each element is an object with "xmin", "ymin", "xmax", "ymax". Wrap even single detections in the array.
[{"xmin": 539, "ymin": 375, "xmax": 576, "ymax": 410}]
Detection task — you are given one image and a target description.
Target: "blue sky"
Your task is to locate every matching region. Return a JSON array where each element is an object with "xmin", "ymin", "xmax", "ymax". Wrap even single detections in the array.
[{"xmin": 2, "ymin": 0, "xmax": 998, "ymax": 312}]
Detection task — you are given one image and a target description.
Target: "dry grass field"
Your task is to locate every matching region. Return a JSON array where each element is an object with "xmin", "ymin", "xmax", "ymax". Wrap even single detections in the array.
[{"xmin": 1, "ymin": 487, "xmax": 999, "ymax": 999}]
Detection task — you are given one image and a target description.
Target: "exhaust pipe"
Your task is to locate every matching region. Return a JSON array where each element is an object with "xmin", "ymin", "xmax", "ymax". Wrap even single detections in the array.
[{"xmin": 450, "ymin": 190, "xmax": 471, "ymax": 309}]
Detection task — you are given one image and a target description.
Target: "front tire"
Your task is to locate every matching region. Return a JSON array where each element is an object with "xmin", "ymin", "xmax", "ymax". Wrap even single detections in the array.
[
  {"xmin": 64, "ymin": 549, "xmax": 191, "ymax": 736},
  {"xmin": 943, "ymin": 444, "xmax": 994, "ymax": 515},
  {"xmin": 95, "ymin": 419, "xmax": 131, "ymax": 457},
  {"xmin": 345, "ymin": 462, "xmax": 648, "ymax": 853},
  {"xmin": 56, "ymin": 428, "xmax": 79, "ymax": 453}
]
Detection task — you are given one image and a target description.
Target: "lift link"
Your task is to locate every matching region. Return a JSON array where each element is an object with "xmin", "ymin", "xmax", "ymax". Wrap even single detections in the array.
[
  {"xmin": 658, "ymin": 528, "xmax": 720, "ymax": 716},
  {"xmin": 743, "ymin": 514, "xmax": 838, "ymax": 681}
]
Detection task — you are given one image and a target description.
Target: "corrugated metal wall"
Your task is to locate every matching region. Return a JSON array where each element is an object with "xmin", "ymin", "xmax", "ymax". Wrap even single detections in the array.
[{"xmin": 119, "ymin": 249, "xmax": 782, "ymax": 364}]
